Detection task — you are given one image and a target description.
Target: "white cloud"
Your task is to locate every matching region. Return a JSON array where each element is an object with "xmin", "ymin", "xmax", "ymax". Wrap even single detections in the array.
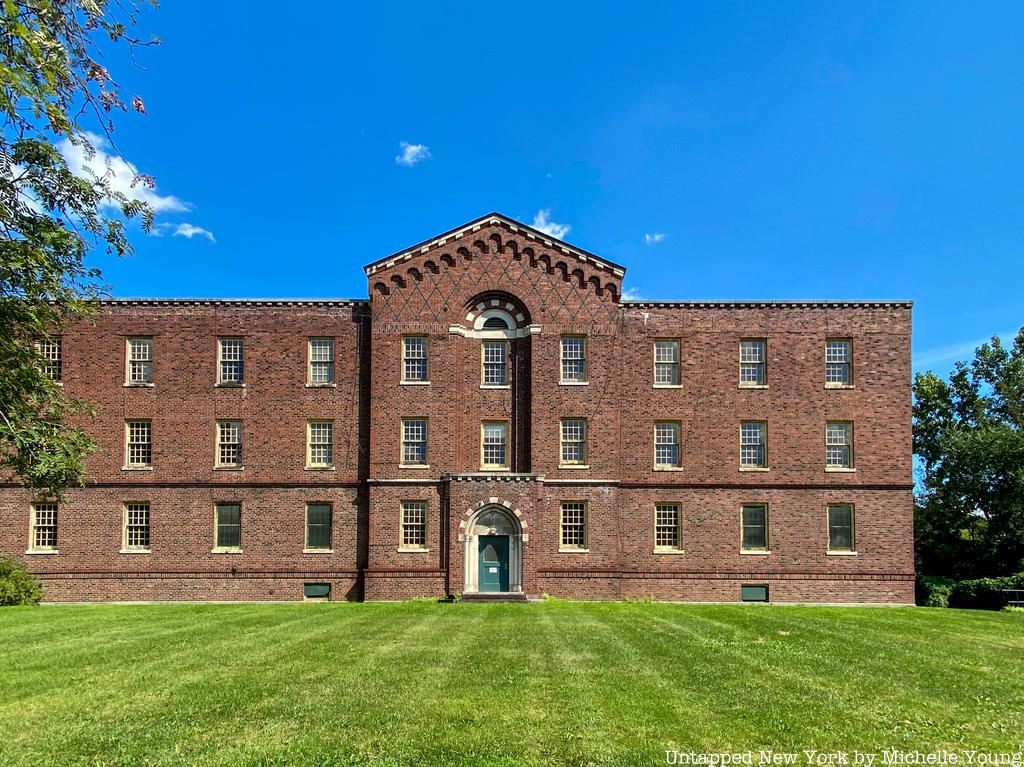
[
  {"xmin": 531, "ymin": 209, "xmax": 571, "ymax": 240},
  {"xmin": 395, "ymin": 141, "xmax": 430, "ymax": 167},
  {"xmin": 58, "ymin": 132, "xmax": 189, "ymax": 213},
  {"xmin": 173, "ymin": 223, "xmax": 216, "ymax": 243},
  {"xmin": 621, "ymin": 286, "xmax": 648, "ymax": 302},
  {"xmin": 643, "ymin": 232, "xmax": 667, "ymax": 245},
  {"xmin": 913, "ymin": 330, "xmax": 1017, "ymax": 368}
]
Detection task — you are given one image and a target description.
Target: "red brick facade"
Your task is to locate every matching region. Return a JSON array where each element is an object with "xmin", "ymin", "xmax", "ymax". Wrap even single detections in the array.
[{"xmin": 0, "ymin": 214, "xmax": 915, "ymax": 603}]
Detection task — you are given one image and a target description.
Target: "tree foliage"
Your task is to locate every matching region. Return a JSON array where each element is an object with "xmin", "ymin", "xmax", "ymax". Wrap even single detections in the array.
[
  {"xmin": 1, "ymin": 0, "xmax": 157, "ymax": 497},
  {"xmin": 913, "ymin": 328, "xmax": 1024, "ymax": 578}
]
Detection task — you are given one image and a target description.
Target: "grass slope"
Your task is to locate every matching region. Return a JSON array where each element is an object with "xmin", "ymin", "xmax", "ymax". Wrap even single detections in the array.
[{"xmin": 0, "ymin": 602, "xmax": 1021, "ymax": 766}]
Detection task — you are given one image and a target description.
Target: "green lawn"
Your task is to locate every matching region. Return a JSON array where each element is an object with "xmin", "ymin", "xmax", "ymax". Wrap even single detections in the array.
[{"xmin": 0, "ymin": 602, "xmax": 1021, "ymax": 766}]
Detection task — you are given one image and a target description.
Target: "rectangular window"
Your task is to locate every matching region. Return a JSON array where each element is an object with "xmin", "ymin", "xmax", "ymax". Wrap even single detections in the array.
[
  {"xmin": 30, "ymin": 503, "xmax": 58, "ymax": 551},
  {"xmin": 481, "ymin": 340, "xmax": 510, "ymax": 386},
  {"xmin": 741, "ymin": 504, "xmax": 768, "ymax": 551},
  {"xmin": 214, "ymin": 503, "xmax": 241, "ymax": 550},
  {"xmin": 123, "ymin": 502, "xmax": 151, "ymax": 551},
  {"xmin": 126, "ymin": 338, "xmax": 153, "ymax": 384},
  {"xmin": 305, "ymin": 503, "xmax": 332, "ymax": 550},
  {"xmin": 654, "ymin": 421, "xmax": 681, "ymax": 468},
  {"xmin": 218, "ymin": 338, "xmax": 244, "ymax": 384},
  {"xmin": 825, "ymin": 339, "xmax": 853, "ymax": 386},
  {"xmin": 740, "ymin": 421, "xmax": 767, "ymax": 468},
  {"xmin": 216, "ymin": 421, "xmax": 243, "ymax": 467},
  {"xmin": 35, "ymin": 338, "xmax": 62, "ymax": 382},
  {"xmin": 739, "ymin": 339, "xmax": 767, "ymax": 386},
  {"xmin": 560, "ymin": 501, "xmax": 587, "ymax": 550},
  {"xmin": 125, "ymin": 420, "xmax": 152, "ymax": 468},
  {"xmin": 827, "ymin": 504, "xmax": 855, "ymax": 551},
  {"xmin": 481, "ymin": 421, "xmax": 509, "ymax": 469},
  {"xmin": 402, "ymin": 336, "xmax": 428, "ymax": 382},
  {"xmin": 308, "ymin": 338, "xmax": 335, "ymax": 385},
  {"xmin": 401, "ymin": 418, "xmax": 428, "ymax": 465},
  {"xmin": 560, "ymin": 335, "xmax": 587, "ymax": 383},
  {"xmin": 401, "ymin": 500, "xmax": 427, "ymax": 549},
  {"xmin": 654, "ymin": 503, "xmax": 681, "ymax": 551},
  {"xmin": 654, "ymin": 340, "xmax": 681, "ymax": 386},
  {"xmin": 826, "ymin": 421, "xmax": 853, "ymax": 469},
  {"xmin": 307, "ymin": 420, "xmax": 334, "ymax": 467},
  {"xmin": 560, "ymin": 418, "xmax": 587, "ymax": 466}
]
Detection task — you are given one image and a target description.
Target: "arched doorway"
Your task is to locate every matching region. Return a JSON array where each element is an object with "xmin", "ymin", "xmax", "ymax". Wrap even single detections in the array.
[{"xmin": 464, "ymin": 506, "xmax": 523, "ymax": 594}]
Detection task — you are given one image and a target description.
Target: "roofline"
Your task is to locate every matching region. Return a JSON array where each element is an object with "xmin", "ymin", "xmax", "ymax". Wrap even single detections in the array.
[
  {"xmin": 101, "ymin": 298, "xmax": 369, "ymax": 307},
  {"xmin": 620, "ymin": 299, "xmax": 914, "ymax": 308},
  {"xmin": 363, "ymin": 212, "xmax": 627, "ymax": 278}
]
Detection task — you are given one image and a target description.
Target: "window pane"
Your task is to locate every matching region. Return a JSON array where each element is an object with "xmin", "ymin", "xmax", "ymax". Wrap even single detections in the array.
[
  {"xmin": 560, "ymin": 336, "xmax": 587, "ymax": 382},
  {"xmin": 128, "ymin": 339, "xmax": 153, "ymax": 383},
  {"xmin": 654, "ymin": 341, "xmax": 680, "ymax": 385},
  {"xmin": 560, "ymin": 419, "xmax": 586, "ymax": 465},
  {"xmin": 309, "ymin": 339, "xmax": 335, "ymax": 384},
  {"xmin": 35, "ymin": 338, "xmax": 62, "ymax": 381},
  {"xmin": 741, "ymin": 505, "xmax": 767, "ymax": 549},
  {"xmin": 739, "ymin": 340, "xmax": 766, "ymax": 385},
  {"xmin": 828, "ymin": 504, "xmax": 855, "ymax": 550},
  {"xmin": 126, "ymin": 421, "xmax": 152, "ymax": 467},
  {"xmin": 655, "ymin": 503, "xmax": 680, "ymax": 549},
  {"xmin": 308, "ymin": 422, "xmax": 334, "ymax": 466},
  {"xmin": 32, "ymin": 503, "xmax": 58, "ymax": 549},
  {"xmin": 826, "ymin": 422, "xmax": 853, "ymax": 468},
  {"xmin": 654, "ymin": 422, "xmax": 680, "ymax": 467},
  {"xmin": 125, "ymin": 503, "xmax": 150, "ymax": 549},
  {"xmin": 560, "ymin": 502, "xmax": 587, "ymax": 548},
  {"xmin": 403, "ymin": 337, "xmax": 428, "ymax": 381},
  {"xmin": 482, "ymin": 341, "xmax": 509, "ymax": 385},
  {"xmin": 219, "ymin": 339, "xmax": 244, "ymax": 383},
  {"xmin": 402, "ymin": 419, "xmax": 427, "ymax": 464},
  {"xmin": 402, "ymin": 501, "xmax": 427, "ymax": 547},
  {"xmin": 482, "ymin": 422, "xmax": 508, "ymax": 467},
  {"xmin": 306, "ymin": 503, "xmax": 332, "ymax": 549},
  {"xmin": 216, "ymin": 504, "xmax": 241, "ymax": 548},
  {"xmin": 825, "ymin": 340, "xmax": 852, "ymax": 385},
  {"xmin": 740, "ymin": 422, "xmax": 766, "ymax": 467}
]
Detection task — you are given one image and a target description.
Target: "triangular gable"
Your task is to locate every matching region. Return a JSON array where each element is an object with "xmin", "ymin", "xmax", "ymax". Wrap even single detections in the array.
[{"xmin": 363, "ymin": 212, "xmax": 626, "ymax": 280}]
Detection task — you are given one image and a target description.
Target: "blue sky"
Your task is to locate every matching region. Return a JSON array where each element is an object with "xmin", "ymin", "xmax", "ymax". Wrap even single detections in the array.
[{"xmin": 81, "ymin": 1, "xmax": 1023, "ymax": 379}]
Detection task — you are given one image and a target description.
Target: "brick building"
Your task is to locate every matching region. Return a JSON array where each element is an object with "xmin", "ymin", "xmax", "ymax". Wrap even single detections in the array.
[{"xmin": 0, "ymin": 213, "xmax": 915, "ymax": 603}]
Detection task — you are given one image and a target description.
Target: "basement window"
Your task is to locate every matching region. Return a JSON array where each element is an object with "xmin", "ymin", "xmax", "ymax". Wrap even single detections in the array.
[
  {"xmin": 741, "ymin": 584, "xmax": 769, "ymax": 602},
  {"xmin": 303, "ymin": 583, "xmax": 331, "ymax": 602}
]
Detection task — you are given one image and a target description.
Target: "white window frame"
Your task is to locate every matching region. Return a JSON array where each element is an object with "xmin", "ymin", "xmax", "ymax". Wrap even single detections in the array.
[
  {"xmin": 216, "ymin": 420, "xmax": 243, "ymax": 468},
  {"xmin": 402, "ymin": 335, "xmax": 429, "ymax": 383},
  {"xmin": 825, "ymin": 339, "xmax": 853, "ymax": 387},
  {"xmin": 481, "ymin": 339, "xmax": 510, "ymax": 387},
  {"xmin": 560, "ymin": 335, "xmax": 588, "ymax": 384},
  {"xmin": 654, "ymin": 421, "xmax": 681, "ymax": 469},
  {"xmin": 741, "ymin": 504, "xmax": 769, "ymax": 553},
  {"xmin": 217, "ymin": 338, "xmax": 244, "ymax": 385},
  {"xmin": 35, "ymin": 338, "xmax": 62, "ymax": 383},
  {"xmin": 480, "ymin": 421, "xmax": 509, "ymax": 470},
  {"xmin": 559, "ymin": 501, "xmax": 588, "ymax": 552},
  {"xmin": 400, "ymin": 418, "xmax": 428, "ymax": 467},
  {"xmin": 308, "ymin": 338, "xmax": 336, "ymax": 386},
  {"xmin": 826, "ymin": 421, "xmax": 854, "ymax": 470},
  {"xmin": 213, "ymin": 503, "xmax": 242, "ymax": 552},
  {"xmin": 559, "ymin": 418, "xmax": 588, "ymax": 467},
  {"xmin": 739, "ymin": 339, "xmax": 767, "ymax": 387},
  {"xmin": 306, "ymin": 420, "xmax": 334, "ymax": 468},
  {"xmin": 28, "ymin": 503, "xmax": 58, "ymax": 553},
  {"xmin": 653, "ymin": 339, "xmax": 681, "ymax": 387},
  {"xmin": 654, "ymin": 503, "xmax": 683, "ymax": 552},
  {"xmin": 740, "ymin": 421, "xmax": 768, "ymax": 470},
  {"xmin": 400, "ymin": 500, "xmax": 428, "ymax": 551},
  {"xmin": 827, "ymin": 503, "xmax": 856, "ymax": 553},
  {"xmin": 122, "ymin": 502, "xmax": 151, "ymax": 553},
  {"xmin": 125, "ymin": 337, "xmax": 154, "ymax": 385},
  {"xmin": 124, "ymin": 420, "xmax": 152, "ymax": 469},
  {"xmin": 304, "ymin": 502, "xmax": 333, "ymax": 552}
]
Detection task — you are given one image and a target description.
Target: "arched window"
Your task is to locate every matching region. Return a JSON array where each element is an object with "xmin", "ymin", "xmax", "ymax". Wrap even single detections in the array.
[{"xmin": 482, "ymin": 316, "xmax": 510, "ymax": 330}]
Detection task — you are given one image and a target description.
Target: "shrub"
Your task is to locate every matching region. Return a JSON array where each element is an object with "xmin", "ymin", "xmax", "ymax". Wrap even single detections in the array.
[
  {"xmin": 947, "ymin": 572, "xmax": 1024, "ymax": 610},
  {"xmin": 916, "ymin": 575, "xmax": 955, "ymax": 608},
  {"xmin": 0, "ymin": 557, "xmax": 43, "ymax": 606}
]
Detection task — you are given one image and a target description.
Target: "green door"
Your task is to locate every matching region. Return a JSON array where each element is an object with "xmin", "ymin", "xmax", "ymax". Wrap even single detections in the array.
[{"xmin": 478, "ymin": 535, "xmax": 510, "ymax": 592}]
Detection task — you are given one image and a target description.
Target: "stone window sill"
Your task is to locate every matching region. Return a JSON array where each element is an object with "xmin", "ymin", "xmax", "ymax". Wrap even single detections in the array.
[
  {"xmin": 826, "ymin": 550, "xmax": 859, "ymax": 556},
  {"xmin": 213, "ymin": 466, "xmax": 244, "ymax": 472},
  {"xmin": 559, "ymin": 464, "xmax": 590, "ymax": 470},
  {"xmin": 653, "ymin": 384, "xmax": 683, "ymax": 390},
  {"xmin": 400, "ymin": 464, "xmax": 430, "ymax": 470},
  {"xmin": 480, "ymin": 467, "xmax": 510, "ymax": 472},
  {"xmin": 122, "ymin": 466, "xmax": 153, "ymax": 472},
  {"xmin": 306, "ymin": 383, "xmax": 337, "ymax": 388},
  {"xmin": 398, "ymin": 547, "xmax": 430, "ymax": 553},
  {"xmin": 480, "ymin": 384, "xmax": 511, "ymax": 390},
  {"xmin": 211, "ymin": 548, "xmax": 242, "ymax": 554},
  {"xmin": 739, "ymin": 467, "xmax": 770, "ymax": 472},
  {"xmin": 653, "ymin": 549, "xmax": 685, "ymax": 555},
  {"xmin": 654, "ymin": 466, "xmax": 683, "ymax": 472},
  {"xmin": 740, "ymin": 549, "xmax": 771, "ymax": 555},
  {"xmin": 119, "ymin": 549, "xmax": 151, "ymax": 555},
  {"xmin": 304, "ymin": 466, "xmax": 336, "ymax": 471},
  {"xmin": 739, "ymin": 384, "xmax": 769, "ymax": 390},
  {"xmin": 215, "ymin": 382, "xmax": 246, "ymax": 388},
  {"xmin": 303, "ymin": 548, "xmax": 334, "ymax": 554},
  {"xmin": 825, "ymin": 384, "xmax": 855, "ymax": 390},
  {"xmin": 558, "ymin": 548, "xmax": 590, "ymax": 554},
  {"xmin": 25, "ymin": 549, "xmax": 58, "ymax": 555},
  {"xmin": 559, "ymin": 381, "xmax": 589, "ymax": 386},
  {"xmin": 400, "ymin": 380, "xmax": 431, "ymax": 386},
  {"xmin": 825, "ymin": 467, "xmax": 856, "ymax": 473},
  {"xmin": 123, "ymin": 382, "xmax": 155, "ymax": 388}
]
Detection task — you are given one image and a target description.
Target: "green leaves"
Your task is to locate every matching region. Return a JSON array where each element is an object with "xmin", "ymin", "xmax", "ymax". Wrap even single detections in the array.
[
  {"xmin": 914, "ymin": 328, "xmax": 1024, "ymax": 577},
  {"xmin": 1, "ymin": 1, "xmax": 158, "ymax": 498}
]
